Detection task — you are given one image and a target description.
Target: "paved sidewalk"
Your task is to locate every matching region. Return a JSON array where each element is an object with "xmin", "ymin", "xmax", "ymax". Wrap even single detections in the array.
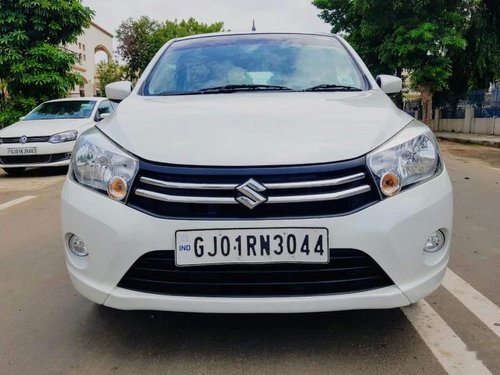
[{"xmin": 435, "ymin": 132, "xmax": 500, "ymax": 148}]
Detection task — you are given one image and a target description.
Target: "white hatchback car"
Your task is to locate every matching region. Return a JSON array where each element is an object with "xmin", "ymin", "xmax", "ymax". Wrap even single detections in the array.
[
  {"xmin": 0, "ymin": 97, "xmax": 114, "ymax": 175},
  {"xmin": 61, "ymin": 32, "xmax": 453, "ymax": 313}
]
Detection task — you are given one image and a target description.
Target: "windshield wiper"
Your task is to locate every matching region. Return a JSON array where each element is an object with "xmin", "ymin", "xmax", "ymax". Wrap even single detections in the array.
[
  {"xmin": 198, "ymin": 84, "xmax": 293, "ymax": 94},
  {"xmin": 303, "ymin": 84, "xmax": 362, "ymax": 92}
]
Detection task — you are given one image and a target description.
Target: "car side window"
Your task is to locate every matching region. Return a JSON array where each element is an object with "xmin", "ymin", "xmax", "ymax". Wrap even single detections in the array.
[{"xmin": 97, "ymin": 100, "xmax": 113, "ymax": 116}]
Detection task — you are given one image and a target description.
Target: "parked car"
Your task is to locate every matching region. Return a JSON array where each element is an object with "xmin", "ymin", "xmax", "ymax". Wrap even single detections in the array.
[
  {"xmin": 61, "ymin": 32, "xmax": 453, "ymax": 313},
  {"xmin": 0, "ymin": 97, "xmax": 115, "ymax": 175}
]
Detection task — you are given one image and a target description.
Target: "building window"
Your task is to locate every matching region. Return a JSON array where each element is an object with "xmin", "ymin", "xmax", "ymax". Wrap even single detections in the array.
[
  {"xmin": 78, "ymin": 42, "xmax": 81, "ymax": 49},
  {"xmin": 83, "ymin": 44, "xmax": 86, "ymax": 51},
  {"xmin": 83, "ymin": 54, "xmax": 86, "ymax": 61},
  {"xmin": 79, "ymin": 53, "xmax": 82, "ymax": 64}
]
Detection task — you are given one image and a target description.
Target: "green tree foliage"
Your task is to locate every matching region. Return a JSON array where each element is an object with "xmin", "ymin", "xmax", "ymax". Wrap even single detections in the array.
[
  {"xmin": 448, "ymin": 0, "xmax": 500, "ymax": 94},
  {"xmin": 116, "ymin": 16, "xmax": 161, "ymax": 82},
  {"xmin": 314, "ymin": 0, "xmax": 467, "ymax": 124},
  {"xmin": 314, "ymin": 0, "xmax": 395, "ymax": 76},
  {"xmin": 116, "ymin": 17, "xmax": 224, "ymax": 80},
  {"xmin": 0, "ymin": 0, "xmax": 93, "ymax": 127},
  {"xmin": 466, "ymin": 0, "xmax": 500, "ymax": 87},
  {"xmin": 95, "ymin": 61, "xmax": 127, "ymax": 96}
]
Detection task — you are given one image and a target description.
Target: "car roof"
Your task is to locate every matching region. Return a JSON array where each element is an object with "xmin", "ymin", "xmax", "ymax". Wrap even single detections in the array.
[
  {"xmin": 46, "ymin": 97, "xmax": 107, "ymax": 103},
  {"xmin": 171, "ymin": 31, "xmax": 337, "ymax": 43}
]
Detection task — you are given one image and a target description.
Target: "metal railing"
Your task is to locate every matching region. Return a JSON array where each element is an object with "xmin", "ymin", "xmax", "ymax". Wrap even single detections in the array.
[{"xmin": 435, "ymin": 87, "xmax": 500, "ymax": 119}]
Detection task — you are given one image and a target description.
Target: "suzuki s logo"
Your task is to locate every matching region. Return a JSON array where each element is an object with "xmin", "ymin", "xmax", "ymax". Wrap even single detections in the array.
[
  {"xmin": 19, "ymin": 135, "xmax": 28, "ymax": 144},
  {"xmin": 236, "ymin": 179, "xmax": 267, "ymax": 209}
]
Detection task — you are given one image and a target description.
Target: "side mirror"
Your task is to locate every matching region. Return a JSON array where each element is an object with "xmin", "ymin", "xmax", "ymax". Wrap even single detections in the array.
[
  {"xmin": 96, "ymin": 112, "xmax": 111, "ymax": 122},
  {"xmin": 376, "ymin": 75, "xmax": 402, "ymax": 94},
  {"xmin": 105, "ymin": 81, "xmax": 133, "ymax": 102}
]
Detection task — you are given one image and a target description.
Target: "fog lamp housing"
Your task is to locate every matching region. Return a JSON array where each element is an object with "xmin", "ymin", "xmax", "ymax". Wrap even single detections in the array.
[
  {"xmin": 423, "ymin": 230, "xmax": 445, "ymax": 253},
  {"xmin": 69, "ymin": 234, "xmax": 88, "ymax": 257}
]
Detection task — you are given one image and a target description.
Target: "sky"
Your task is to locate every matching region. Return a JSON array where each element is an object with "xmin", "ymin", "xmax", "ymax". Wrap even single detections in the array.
[{"xmin": 83, "ymin": 0, "xmax": 332, "ymax": 38}]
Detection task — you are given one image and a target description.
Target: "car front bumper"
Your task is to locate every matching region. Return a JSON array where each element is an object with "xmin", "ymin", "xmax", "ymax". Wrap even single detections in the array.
[
  {"xmin": 61, "ymin": 170, "xmax": 453, "ymax": 313},
  {"xmin": 0, "ymin": 141, "xmax": 74, "ymax": 168}
]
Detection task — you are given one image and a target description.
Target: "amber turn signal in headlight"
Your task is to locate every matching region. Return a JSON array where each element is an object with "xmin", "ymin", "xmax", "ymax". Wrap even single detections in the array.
[
  {"xmin": 107, "ymin": 176, "xmax": 128, "ymax": 201},
  {"xmin": 380, "ymin": 172, "xmax": 401, "ymax": 196}
]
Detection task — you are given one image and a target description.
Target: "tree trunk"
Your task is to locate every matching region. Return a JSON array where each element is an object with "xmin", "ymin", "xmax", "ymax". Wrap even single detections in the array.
[
  {"xmin": 394, "ymin": 67, "xmax": 403, "ymax": 109},
  {"xmin": 419, "ymin": 84, "xmax": 433, "ymax": 125}
]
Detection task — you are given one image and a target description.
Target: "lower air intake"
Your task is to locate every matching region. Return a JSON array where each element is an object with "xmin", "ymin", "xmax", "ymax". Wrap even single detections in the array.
[{"xmin": 118, "ymin": 249, "xmax": 394, "ymax": 297}]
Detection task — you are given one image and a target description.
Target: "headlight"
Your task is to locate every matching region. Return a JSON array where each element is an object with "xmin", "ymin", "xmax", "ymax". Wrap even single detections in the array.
[
  {"xmin": 71, "ymin": 127, "xmax": 139, "ymax": 201},
  {"xmin": 367, "ymin": 120, "xmax": 440, "ymax": 197},
  {"xmin": 49, "ymin": 130, "xmax": 78, "ymax": 143}
]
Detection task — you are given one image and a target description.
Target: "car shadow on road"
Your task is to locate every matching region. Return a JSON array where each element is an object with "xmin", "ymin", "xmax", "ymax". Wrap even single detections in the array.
[
  {"xmin": 76, "ymin": 306, "xmax": 418, "ymax": 368},
  {"xmin": 0, "ymin": 166, "xmax": 68, "ymax": 178}
]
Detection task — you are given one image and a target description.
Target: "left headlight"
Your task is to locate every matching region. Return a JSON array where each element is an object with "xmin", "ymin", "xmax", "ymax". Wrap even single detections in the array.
[
  {"xmin": 367, "ymin": 120, "xmax": 440, "ymax": 197},
  {"xmin": 71, "ymin": 127, "xmax": 139, "ymax": 202},
  {"xmin": 49, "ymin": 130, "xmax": 78, "ymax": 143}
]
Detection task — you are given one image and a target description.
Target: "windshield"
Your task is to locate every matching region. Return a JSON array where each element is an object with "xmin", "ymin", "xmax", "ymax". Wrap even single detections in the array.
[
  {"xmin": 143, "ymin": 34, "xmax": 366, "ymax": 95},
  {"xmin": 25, "ymin": 101, "xmax": 96, "ymax": 120}
]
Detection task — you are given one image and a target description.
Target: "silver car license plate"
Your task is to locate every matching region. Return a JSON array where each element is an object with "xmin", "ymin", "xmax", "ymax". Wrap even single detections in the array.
[
  {"xmin": 175, "ymin": 227, "xmax": 329, "ymax": 266},
  {"xmin": 7, "ymin": 147, "xmax": 37, "ymax": 155}
]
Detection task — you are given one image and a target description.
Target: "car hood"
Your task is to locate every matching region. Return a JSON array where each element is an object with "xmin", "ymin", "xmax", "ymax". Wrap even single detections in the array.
[
  {"xmin": 99, "ymin": 91, "xmax": 413, "ymax": 166},
  {"xmin": 0, "ymin": 118, "xmax": 93, "ymax": 138}
]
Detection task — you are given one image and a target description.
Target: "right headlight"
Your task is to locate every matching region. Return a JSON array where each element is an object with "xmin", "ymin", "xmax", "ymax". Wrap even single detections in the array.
[
  {"xmin": 71, "ymin": 127, "xmax": 139, "ymax": 202},
  {"xmin": 49, "ymin": 130, "xmax": 78, "ymax": 143},
  {"xmin": 367, "ymin": 120, "xmax": 440, "ymax": 197}
]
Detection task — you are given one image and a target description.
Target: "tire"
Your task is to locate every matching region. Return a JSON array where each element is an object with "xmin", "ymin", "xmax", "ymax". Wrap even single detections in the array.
[{"xmin": 3, "ymin": 167, "xmax": 26, "ymax": 176}]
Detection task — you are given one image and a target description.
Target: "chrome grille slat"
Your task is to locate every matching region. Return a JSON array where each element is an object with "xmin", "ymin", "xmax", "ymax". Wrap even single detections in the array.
[
  {"xmin": 267, "ymin": 185, "xmax": 371, "ymax": 203},
  {"xmin": 135, "ymin": 185, "xmax": 371, "ymax": 205},
  {"xmin": 135, "ymin": 189, "xmax": 237, "ymax": 204},
  {"xmin": 140, "ymin": 172, "xmax": 366, "ymax": 191},
  {"xmin": 266, "ymin": 172, "xmax": 366, "ymax": 189},
  {"xmin": 140, "ymin": 176, "xmax": 236, "ymax": 190}
]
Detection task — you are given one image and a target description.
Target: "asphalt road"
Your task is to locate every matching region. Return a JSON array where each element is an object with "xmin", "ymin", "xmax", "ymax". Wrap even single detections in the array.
[{"xmin": 0, "ymin": 141, "xmax": 499, "ymax": 375}]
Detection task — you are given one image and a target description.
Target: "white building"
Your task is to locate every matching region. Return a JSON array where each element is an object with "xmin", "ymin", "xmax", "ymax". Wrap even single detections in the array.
[{"xmin": 64, "ymin": 22, "xmax": 114, "ymax": 97}]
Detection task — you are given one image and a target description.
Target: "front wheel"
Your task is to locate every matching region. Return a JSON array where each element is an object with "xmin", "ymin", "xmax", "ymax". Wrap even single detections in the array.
[{"xmin": 3, "ymin": 167, "xmax": 26, "ymax": 176}]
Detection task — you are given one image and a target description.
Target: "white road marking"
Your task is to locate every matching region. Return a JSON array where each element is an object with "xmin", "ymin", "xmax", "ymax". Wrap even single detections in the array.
[
  {"xmin": 442, "ymin": 269, "xmax": 500, "ymax": 338},
  {"xmin": 402, "ymin": 300, "xmax": 492, "ymax": 375},
  {"xmin": 0, "ymin": 196, "xmax": 36, "ymax": 211}
]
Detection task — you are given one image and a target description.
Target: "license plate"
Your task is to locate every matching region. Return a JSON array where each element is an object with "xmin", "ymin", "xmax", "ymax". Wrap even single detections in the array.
[
  {"xmin": 7, "ymin": 147, "xmax": 37, "ymax": 155},
  {"xmin": 175, "ymin": 228, "xmax": 329, "ymax": 266}
]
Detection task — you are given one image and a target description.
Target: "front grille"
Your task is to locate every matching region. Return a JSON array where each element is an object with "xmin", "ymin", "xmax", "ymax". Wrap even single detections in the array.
[
  {"xmin": 127, "ymin": 157, "xmax": 381, "ymax": 219},
  {"xmin": 118, "ymin": 249, "xmax": 394, "ymax": 297},
  {"xmin": 0, "ymin": 136, "xmax": 50, "ymax": 144},
  {"xmin": 0, "ymin": 153, "xmax": 70, "ymax": 165}
]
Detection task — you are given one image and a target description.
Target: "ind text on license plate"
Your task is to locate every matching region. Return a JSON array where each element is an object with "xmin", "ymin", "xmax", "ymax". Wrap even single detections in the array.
[{"xmin": 175, "ymin": 228, "xmax": 329, "ymax": 266}]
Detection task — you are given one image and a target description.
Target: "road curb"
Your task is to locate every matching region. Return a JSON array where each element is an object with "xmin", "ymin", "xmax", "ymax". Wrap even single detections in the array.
[{"xmin": 435, "ymin": 133, "xmax": 500, "ymax": 149}]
